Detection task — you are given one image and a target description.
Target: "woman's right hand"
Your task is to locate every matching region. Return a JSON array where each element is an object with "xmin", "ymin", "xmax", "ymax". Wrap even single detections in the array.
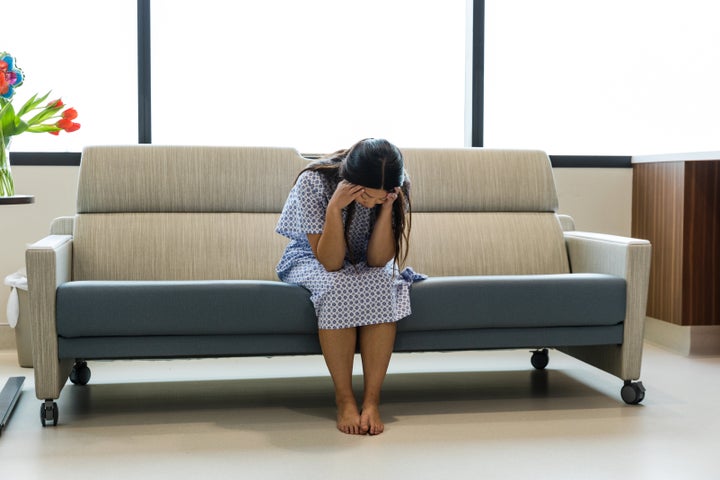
[
  {"xmin": 310, "ymin": 180, "xmax": 360, "ymax": 271},
  {"xmin": 328, "ymin": 180, "xmax": 364, "ymax": 211}
]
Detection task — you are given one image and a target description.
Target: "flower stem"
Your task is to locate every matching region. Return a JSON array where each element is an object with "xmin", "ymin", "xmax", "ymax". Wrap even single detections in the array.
[{"xmin": 0, "ymin": 139, "xmax": 15, "ymax": 196}]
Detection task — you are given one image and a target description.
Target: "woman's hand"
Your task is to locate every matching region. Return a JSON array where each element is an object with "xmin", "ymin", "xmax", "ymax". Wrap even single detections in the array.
[
  {"xmin": 380, "ymin": 187, "xmax": 400, "ymax": 212},
  {"xmin": 328, "ymin": 180, "xmax": 364, "ymax": 211},
  {"xmin": 367, "ymin": 187, "xmax": 400, "ymax": 267}
]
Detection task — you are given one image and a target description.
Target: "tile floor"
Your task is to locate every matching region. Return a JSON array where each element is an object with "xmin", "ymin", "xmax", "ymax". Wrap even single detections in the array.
[{"xmin": 0, "ymin": 343, "xmax": 719, "ymax": 480}]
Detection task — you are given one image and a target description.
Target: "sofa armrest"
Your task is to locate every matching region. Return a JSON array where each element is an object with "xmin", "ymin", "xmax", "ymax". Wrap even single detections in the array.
[
  {"xmin": 556, "ymin": 214, "xmax": 575, "ymax": 232},
  {"xmin": 26, "ymin": 235, "xmax": 74, "ymax": 400},
  {"xmin": 562, "ymin": 231, "xmax": 651, "ymax": 380},
  {"xmin": 50, "ymin": 216, "xmax": 75, "ymax": 235},
  {"xmin": 564, "ymin": 231, "xmax": 650, "ymax": 278}
]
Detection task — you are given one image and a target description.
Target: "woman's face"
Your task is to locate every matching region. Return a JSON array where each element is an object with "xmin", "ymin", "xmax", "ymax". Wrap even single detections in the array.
[{"xmin": 356, "ymin": 186, "xmax": 390, "ymax": 209}]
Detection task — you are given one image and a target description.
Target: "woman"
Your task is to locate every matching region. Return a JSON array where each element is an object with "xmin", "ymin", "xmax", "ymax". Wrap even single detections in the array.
[{"xmin": 276, "ymin": 138, "xmax": 424, "ymax": 435}]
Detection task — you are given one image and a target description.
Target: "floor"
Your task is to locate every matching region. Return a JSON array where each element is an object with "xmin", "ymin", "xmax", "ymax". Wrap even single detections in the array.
[{"xmin": 0, "ymin": 343, "xmax": 718, "ymax": 480}]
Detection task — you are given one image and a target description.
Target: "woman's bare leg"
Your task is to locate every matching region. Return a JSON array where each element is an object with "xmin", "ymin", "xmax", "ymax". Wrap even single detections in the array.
[
  {"xmin": 358, "ymin": 322, "xmax": 397, "ymax": 435},
  {"xmin": 318, "ymin": 327, "xmax": 362, "ymax": 434}
]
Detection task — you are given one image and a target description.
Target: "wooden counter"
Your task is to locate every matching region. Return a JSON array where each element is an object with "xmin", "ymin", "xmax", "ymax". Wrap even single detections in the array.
[{"xmin": 632, "ymin": 152, "xmax": 720, "ymax": 329}]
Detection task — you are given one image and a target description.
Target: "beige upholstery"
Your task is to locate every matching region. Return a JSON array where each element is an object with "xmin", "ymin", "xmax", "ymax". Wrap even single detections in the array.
[
  {"xmin": 400, "ymin": 148, "xmax": 567, "ymax": 276},
  {"xmin": 557, "ymin": 214, "xmax": 576, "ymax": 231},
  {"xmin": 49, "ymin": 216, "xmax": 74, "ymax": 235},
  {"xmin": 407, "ymin": 213, "xmax": 569, "ymax": 276},
  {"xmin": 76, "ymin": 145, "xmax": 308, "ymax": 213},
  {"xmin": 73, "ymin": 213, "xmax": 284, "ymax": 281},
  {"xmin": 26, "ymin": 145, "xmax": 651, "ymax": 403},
  {"xmin": 26, "ymin": 235, "xmax": 74, "ymax": 399},
  {"xmin": 560, "ymin": 232, "xmax": 652, "ymax": 380},
  {"xmin": 403, "ymin": 148, "xmax": 558, "ymax": 212},
  {"xmin": 73, "ymin": 146, "xmax": 567, "ymax": 281}
]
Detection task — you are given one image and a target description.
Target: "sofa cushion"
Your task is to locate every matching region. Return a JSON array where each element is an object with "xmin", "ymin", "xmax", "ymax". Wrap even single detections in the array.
[
  {"xmin": 76, "ymin": 146, "xmax": 309, "ymax": 214},
  {"xmin": 57, "ymin": 274, "xmax": 625, "ymax": 338},
  {"xmin": 72, "ymin": 213, "xmax": 285, "ymax": 281},
  {"xmin": 401, "ymin": 273, "xmax": 626, "ymax": 332},
  {"xmin": 56, "ymin": 280, "xmax": 318, "ymax": 337},
  {"xmin": 408, "ymin": 212, "xmax": 570, "ymax": 276},
  {"xmin": 403, "ymin": 148, "xmax": 558, "ymax": 213}
]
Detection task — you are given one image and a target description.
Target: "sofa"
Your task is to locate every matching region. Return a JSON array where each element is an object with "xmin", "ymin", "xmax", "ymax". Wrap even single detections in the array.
[{"xmin": 26, "ymin": 145, "xmax": 651, "ymax": 427}]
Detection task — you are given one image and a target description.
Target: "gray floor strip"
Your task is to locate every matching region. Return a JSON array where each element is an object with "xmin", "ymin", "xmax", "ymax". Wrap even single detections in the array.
[{"xmin": 0, "ymin": 377, "xmax": 26, "ymax": 437}]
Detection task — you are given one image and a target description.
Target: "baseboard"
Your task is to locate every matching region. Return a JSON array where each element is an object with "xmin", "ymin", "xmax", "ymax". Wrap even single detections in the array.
[
  {"xmin": 689, "ymin": 325, "xmax": 720, "ymax": 355},
  {"xmin": 644, "ymin": 317, "xmax": 720, "ymax": 355}
]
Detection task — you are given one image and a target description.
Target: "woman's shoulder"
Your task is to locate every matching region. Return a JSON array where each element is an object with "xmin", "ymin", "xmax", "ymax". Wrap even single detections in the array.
[{"xmin": 296, "ymin": 169, "xmax": 336, "ymax": 193}]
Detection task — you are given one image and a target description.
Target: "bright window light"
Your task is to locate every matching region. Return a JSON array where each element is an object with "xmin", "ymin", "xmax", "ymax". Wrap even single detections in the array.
[
  {"xmin": 2, "ymin": 1, "xmax": 138, "ymax": 152},
  {"xmin": 485, "ymin": 0, "xmax": 720, "ymax": 155},
  {"xmin": 151, "ymin": 0, "xmax": 468, "ymax": 153}
]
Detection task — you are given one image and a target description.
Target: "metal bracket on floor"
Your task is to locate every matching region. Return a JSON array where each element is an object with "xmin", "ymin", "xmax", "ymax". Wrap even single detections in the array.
[{"xmin": 0, "ymin": 376, "xmax": 26, "ymax": 437}]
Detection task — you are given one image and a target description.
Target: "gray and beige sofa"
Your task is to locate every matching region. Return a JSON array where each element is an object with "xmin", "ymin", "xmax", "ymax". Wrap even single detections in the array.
[{"xmin": 26, "ymin": 145, "xmax": 651, "ymax": 426}]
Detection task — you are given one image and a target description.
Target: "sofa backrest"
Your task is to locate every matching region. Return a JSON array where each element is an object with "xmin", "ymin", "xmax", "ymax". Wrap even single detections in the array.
[
  {"xmin": 73, "ymin": 146, "xmax": 306, "ymax": 281},
  {"xmin": 72, "ymin": 145, "xmax": 569, "ymax": 281},
  {"xmin": 402, "ymin": 148, "xmax": 569, "ymax": 276}
]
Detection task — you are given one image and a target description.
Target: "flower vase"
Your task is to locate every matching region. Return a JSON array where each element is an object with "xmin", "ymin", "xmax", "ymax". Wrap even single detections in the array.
[{"xmin": 0, "ymin": 137, "xmax": 14, "ymax": 197}]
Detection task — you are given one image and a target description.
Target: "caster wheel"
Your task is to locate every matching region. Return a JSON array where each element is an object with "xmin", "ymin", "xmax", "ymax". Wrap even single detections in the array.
[
  {"xmin": 70, "ymin": 361, "xmax": 91, "ymax": 386},
  {"xmin": 621, "ymin": 381, "xmax": 646, "ymax": 404},
  {"xmin": 40, "ymin": 401, "xmax": 58, "ymax": 427},
  {"xmin": 530, "ymin": 349, "xmax": 549, "ymax": 370}
]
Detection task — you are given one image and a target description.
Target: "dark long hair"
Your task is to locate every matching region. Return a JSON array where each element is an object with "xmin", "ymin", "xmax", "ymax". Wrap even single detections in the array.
[{"xmin": 298, "ymin": 138, "xmax": 412, "ymax": 267}]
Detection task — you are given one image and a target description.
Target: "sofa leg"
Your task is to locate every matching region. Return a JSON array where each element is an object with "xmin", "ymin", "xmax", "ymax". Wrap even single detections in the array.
[
  {"xmin": 69, "ymin": 360, "xmax": 91, "ymax": 386},
  {"xmin": 530, "ymin": 349, "xmax": 549, "ymax": 369},
  {"xmin": 621, "ymin": 380, "xmax": 646, "ymax": 405},
  {"xmin": 40, "ymin": 400, "xmax": 58, "ymax": 427}
]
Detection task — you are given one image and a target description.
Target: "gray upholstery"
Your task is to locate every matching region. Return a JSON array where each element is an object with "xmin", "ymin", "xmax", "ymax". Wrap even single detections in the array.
[
  {"xmin": 403, "ymin": 274, "xmax": 626, "ymax": 331},
  {"xmin": 56, "ymin": 325, "xmax": 625, "ymax": 360},
  {"xmin": 394, "ymin": 326, "xmax": 623, "ymax": 352},
  {"xmin": 26, "ymin": 145, "xmax": 652, "ymax": 409},
  {"xmin": 55, "ymin": 273, "xmax": 625, "ymax": 338},
  {"xmin": 56, "ymin": 280, "xmax": 317, "ymax": 337},
  {"xmin": 58, "ymin": 335, "xmax": 323, "ymax": 360}
]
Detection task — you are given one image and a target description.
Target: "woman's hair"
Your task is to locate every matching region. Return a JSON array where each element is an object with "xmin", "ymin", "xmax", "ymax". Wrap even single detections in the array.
[{"xmin": 298, "ymin": 138, "xmax": 412, "ymax": 267}]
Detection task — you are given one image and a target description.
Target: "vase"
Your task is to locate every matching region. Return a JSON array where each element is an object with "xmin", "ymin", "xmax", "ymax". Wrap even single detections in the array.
[{"xmin": 0, "ymin": 136, "xmax": 14, "ymax": 197}]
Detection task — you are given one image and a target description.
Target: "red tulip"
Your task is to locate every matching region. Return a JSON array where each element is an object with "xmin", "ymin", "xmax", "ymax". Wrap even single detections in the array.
[
  {"xmin": 62, "ymin": 108, "xmax": 78, "ymax": 120},
  {"xmin": 56, "ymin": 117, "xmax": 81, "ymax": 133}
]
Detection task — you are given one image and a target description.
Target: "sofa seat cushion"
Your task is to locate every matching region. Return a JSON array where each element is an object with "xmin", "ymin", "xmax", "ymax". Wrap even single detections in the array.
[
  {"xmin": 56, "ymin": 280, "xmax": 318, "ymax": 337},
  {"xmin": 401, "ymin": 273, "xmax": 626, "ymax": 332},
  {"xmin": 56, "ymin": 274, "xmax": 626, "ymax": 338}
]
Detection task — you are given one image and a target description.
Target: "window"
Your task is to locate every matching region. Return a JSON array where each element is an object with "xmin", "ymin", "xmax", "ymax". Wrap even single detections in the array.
[
  {"xmin": 151, "ymin": 0, "xmax": 468, "ymax": 152},
  {"xmin": 484, "ymin": 0, "xmax": 720, "ymax": 155},
  {"xmin": 13, "ymin": 1, "xmax": 717, "ymax": 159},
  {"xmin": 3, "ymin": 1, "xmax": 138, "ymax": 152}
]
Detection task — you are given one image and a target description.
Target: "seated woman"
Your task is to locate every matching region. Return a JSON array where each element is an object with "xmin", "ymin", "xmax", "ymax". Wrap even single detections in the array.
[{"xmin": 275, "ymin": 138, "xmax": 424, "ymax": 435}]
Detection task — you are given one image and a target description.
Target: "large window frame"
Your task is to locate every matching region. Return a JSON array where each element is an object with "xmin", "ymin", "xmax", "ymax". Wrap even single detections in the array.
[{"xmin": 10, "ymin": 0, "xmax": 630, "ymax": 168}]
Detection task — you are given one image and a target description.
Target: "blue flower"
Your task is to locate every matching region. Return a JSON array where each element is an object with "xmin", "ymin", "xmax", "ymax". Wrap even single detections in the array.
[{"xmin": 0, "ymin": 53, "xmax": 24, "ymax": 99}]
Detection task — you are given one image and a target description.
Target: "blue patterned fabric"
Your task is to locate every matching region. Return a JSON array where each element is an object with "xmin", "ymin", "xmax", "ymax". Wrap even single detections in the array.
[{"xmin": 276, "ymin": 170, "xmax": 425, "ymax": 329}]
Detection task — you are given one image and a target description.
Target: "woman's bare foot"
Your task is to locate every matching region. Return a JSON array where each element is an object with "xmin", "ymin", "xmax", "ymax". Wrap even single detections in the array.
[
  {"xmin": 336, "ymin": 398, "xmax": 363, "ymax": 435},
  {"xmin": 360, "ymin": 404, "xmax": 385, "ymax": 435}
]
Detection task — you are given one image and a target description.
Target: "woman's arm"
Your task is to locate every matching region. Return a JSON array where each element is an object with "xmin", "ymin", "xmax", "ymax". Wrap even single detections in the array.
[
  {"xmin": 366, "ymin": 188, "xmax": 400, "ymax": 267},
  {"xmin": 308, "ymin": 181, "xmax": 363, "ymax": 271}
]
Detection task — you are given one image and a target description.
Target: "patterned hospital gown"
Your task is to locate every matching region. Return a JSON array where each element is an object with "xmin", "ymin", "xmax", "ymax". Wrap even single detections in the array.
[{"xmin": 276, "ymin": 170, "xmax": 426, "ymax": 329}]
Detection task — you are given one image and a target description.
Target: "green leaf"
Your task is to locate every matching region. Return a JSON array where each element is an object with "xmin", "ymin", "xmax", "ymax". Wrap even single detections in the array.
[
  {"xmin": 1, "ymin": 102, "xmax": 19, "ymax": 136},
  {"xmin": 26, "ymin": 104, "xmax": 61, "ymax": 126},
  {"xmin": 13, "ymin": 119, "xmax": 29, "ymax": 135},
  {"xmin": 26, "ymin": 124, "xmax": 60, "ymax": 133},
  {"xmin": 16, "ymin": 92, "xmax": 52, "ymax": 117}
]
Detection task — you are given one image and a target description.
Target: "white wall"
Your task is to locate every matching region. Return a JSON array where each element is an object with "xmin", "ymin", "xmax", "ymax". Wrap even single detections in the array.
[
  {"xmin": 553, "ymin": 168, "xmax": 633, "ymax": 236},
  {"xmin": 0, "ymin": 166, "xmax": 79, "ymax": 349},
  {"xmin": 0, "ymin": 165, "xmax": 634, "ymax": 351}
]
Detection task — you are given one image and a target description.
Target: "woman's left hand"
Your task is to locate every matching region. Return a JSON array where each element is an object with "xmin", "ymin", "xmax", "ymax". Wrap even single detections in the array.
[{"xmin": 380, "ymin": 187, "xmax": 400, "ymax": 211}]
